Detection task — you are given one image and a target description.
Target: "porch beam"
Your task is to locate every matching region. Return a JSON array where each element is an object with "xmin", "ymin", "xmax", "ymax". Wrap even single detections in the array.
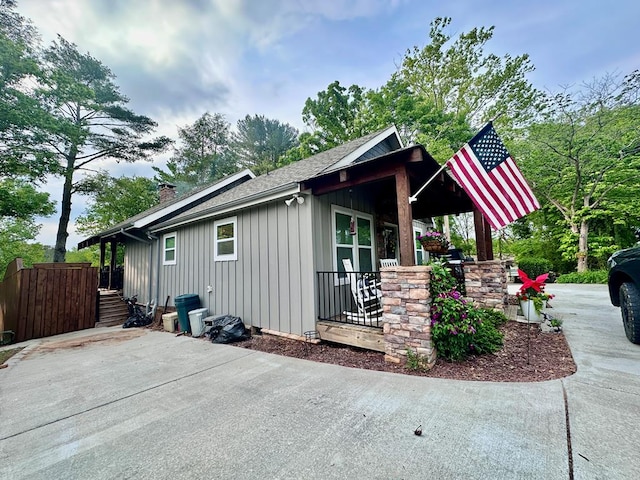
[{"xmin": 395, "ymin": 166, "xmax": 415, "ymax": 266}]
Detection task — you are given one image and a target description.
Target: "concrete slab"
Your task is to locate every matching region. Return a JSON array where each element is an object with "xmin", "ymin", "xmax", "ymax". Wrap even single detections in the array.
[{"xmin": 1, "ymin": 284, "xmax": 639, "ymax": 479}]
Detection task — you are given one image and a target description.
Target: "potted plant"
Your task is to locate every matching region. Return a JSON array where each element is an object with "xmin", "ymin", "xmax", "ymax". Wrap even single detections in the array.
[
  {"xmin": 417, "ymin": 231, "xmax": 449, "ymax": 253},
  {"xmin": 516, "ymin": 269, "xmax": 554, "ymax": 322}
]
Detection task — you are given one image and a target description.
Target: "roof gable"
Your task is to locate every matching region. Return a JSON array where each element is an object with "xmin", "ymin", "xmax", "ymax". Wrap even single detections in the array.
[{"xmin": 77, "ymin": 169, "xmax": 255, "ymax": 248}]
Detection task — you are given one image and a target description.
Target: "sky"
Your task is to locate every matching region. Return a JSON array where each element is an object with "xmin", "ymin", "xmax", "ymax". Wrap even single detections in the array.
[{"xmin": 14, "ymin": 0, "xmax": 640, "ymax": 249}]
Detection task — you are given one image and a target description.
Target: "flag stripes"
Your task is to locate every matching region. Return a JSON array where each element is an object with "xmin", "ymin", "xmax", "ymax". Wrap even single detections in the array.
[{"xmin": 447, "ymin": 124, "xmax": 540, "ymax": 230}]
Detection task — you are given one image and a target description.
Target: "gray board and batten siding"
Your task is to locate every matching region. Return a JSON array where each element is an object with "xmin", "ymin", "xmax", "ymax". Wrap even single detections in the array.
[
  {"xmin": 119, "ymin": 127, "xmax": 403, "ymax": 337},
  {"xmin": 123, "ymin": 196, "xmax": 317, "ymax": 336}
]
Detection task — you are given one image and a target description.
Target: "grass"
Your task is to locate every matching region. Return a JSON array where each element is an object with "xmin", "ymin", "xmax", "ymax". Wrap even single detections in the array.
[{"xmin": 0, "ymin": 347, "xmax": 23, "ymax": 365}]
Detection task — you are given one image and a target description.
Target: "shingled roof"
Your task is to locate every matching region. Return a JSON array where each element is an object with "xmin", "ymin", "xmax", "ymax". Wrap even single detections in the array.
[
  {"xmin": 79, "ymin": 126, "xmax": 401, "ymax": 247},
  {"xmin": 153, "ymin": 126, "xmax": 401, "ymax": 230}
]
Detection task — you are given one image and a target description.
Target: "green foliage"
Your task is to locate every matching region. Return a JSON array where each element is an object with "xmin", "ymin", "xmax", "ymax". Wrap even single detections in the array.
[
  {"xmin": 397, "ymin": 17, "xmax": 539, "ymax": 131},
  {"xmin": 428, "ymin": 260, "xmax": 458, "ymax": 296},
  {"xmin": 65, "ymin": 247, "xmax": 99, "ymax": 265},
  {"xmin": 76, "ymin": 173, "xmax": 159, "ymax": 236},
  {"xmin": 0, "ymin": 178, "xmax": 55, "ymax": 219},
  {"xmin": 405, "ymin": 348, "xmax": 430, "ymax": 371},
  {"xmin": 516, "ymin": 72, "xmax": 640, "ymax": 272},
  {"xmin": 478, "ymin": 308, "xmax": 509, "ymax": 328},
  {"xmin": 428, "ymin": 263, "xmax": 505, "ymax": 361},
  {"xmin": 556, "ymin": 270, "xmax": 608, "ymax": 284},
  {"xmin": 516, "ymin": 257, "xmax": 553, "ymax": 278},
  {"xmin": 470, "ymin": 319, "xmax": 504, "ymax": 355},
  {"xmin": 231, "ymin": 114, "xmax": 299, "ymax": 175},
  {"xmin": 154, "ymin": 112, "xmax": 236, "ymax": 188},
  {"xmin": 301, "ymin": 81, "xmax": 366, "ymax": 151},
  {"xmin": 0, "ymin": 217, "xmax": 46, "ymax": 278}
]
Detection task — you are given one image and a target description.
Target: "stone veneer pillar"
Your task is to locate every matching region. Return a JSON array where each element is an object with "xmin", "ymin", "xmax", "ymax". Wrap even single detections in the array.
[
  {"xmin": 380, "ymin": 266, "xmax": 436, "ymax": 368},
  {"xmin": 463, "ymin": 260, "xmax": 508, "ymax": 311}
]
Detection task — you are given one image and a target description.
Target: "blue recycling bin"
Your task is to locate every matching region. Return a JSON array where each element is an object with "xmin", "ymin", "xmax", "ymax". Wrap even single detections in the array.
[{"xmin": 174, "ymin": 294, "xmax": 201, "ymax": 333}]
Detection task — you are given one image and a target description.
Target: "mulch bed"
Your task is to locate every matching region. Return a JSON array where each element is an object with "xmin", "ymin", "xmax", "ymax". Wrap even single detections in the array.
[{"xmin": 233, "ymin": 321, "xmax": 576, "ymax": 382}]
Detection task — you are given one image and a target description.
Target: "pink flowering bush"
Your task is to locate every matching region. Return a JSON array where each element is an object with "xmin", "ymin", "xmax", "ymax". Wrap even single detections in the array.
[{"xmin": 429, "ymin": 261, "xmax": 504, "ymax": 361}]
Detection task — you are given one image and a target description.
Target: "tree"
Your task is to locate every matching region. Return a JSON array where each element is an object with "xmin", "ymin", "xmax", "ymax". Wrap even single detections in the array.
[
  {"xmin": 398, "ymin": 17, "xmax": 539, "ymax": 132},
  {"xmin": 0, "ymin": 217, "xmax": 46, "ymax": 276},
  {"xmin": 153, "ymin": 112, "xmax": 235, "ymax": 190},
  {"xmin": 518, "ymin": 72, "xmax": 640, "ymax": 272},
  {"xmin": 75, "ymin": 172, "xmax": 159, "ymax": 236},
  {"xmin": 0, "ymin": 0, "xmax": 57, "ymax": 182},
  {"xmin": 35, "ymin": 36, "xmax": 171, "ymax": 262},
  {"xmin": 301, "ymin": 81, "xmax": 366, "ymax": 151},
  {"xmin": 231, "ymin": 114, "xmax": 298, "ymax": 174}
]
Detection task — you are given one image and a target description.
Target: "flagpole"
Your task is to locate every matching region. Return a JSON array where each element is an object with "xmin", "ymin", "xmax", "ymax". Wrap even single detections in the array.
[{"xmin": 408, "ymin": 163, "xmax": 449, "ymax": 204}]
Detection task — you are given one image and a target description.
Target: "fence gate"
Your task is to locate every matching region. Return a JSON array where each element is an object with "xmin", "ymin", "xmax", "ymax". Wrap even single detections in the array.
[{"xmin": 0, "ymin": 259, "xmax": 98, "ymax": 343}]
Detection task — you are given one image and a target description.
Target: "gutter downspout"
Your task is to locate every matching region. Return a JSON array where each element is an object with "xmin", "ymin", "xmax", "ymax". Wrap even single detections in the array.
[{"xmin": 120, "ymin": 228, "xmax": 154, "ymax": 311}]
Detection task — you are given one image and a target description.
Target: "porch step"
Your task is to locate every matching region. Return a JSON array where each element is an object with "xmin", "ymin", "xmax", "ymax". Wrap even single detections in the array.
[
  {"xmin": 96, "ymin": 291, "xmax": 128, "ymax": 327},
  {"xmin": 316, "ymin": 320, "xmax": 384, "ymax": 352}
]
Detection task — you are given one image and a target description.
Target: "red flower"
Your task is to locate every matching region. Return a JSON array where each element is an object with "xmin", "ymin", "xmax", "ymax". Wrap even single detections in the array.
[{"xmin": 517, "ymin": 269, "xmax": 549, "ymax": 297}]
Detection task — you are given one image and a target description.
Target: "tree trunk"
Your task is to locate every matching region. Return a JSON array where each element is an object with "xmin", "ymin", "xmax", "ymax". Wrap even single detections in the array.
[
  {"xmin": 53, "ymin": 155, "xmax": 75, "ymax": 263},
  {"xmin": 577, "ymin": 220, "xmax": 589, "ymax": 273}
]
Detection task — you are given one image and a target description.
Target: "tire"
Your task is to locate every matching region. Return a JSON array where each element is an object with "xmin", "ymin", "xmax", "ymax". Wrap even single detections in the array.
[{"xmin": 619, "ymin": 283, "xmax": 640, "ymax": 344}]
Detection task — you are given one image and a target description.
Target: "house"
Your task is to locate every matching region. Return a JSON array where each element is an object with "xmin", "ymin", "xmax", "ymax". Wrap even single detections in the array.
[{"xmin": 79, "ymin": 126, "xmax": 494, "ymax": 342}]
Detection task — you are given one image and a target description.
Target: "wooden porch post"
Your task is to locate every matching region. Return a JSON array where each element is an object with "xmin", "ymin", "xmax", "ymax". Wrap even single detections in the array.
[
  {"xmin": 473, "ymin": 209, "xmax": 494, "ymax": 261},
  {"xmin": 395, "ymin": 166, "xmax": 415, "ymax": 266},
  {"xmin": 99, "ymin": 241, "xmax": 106, "ymax": 269},
  {"xmin": 109, "ymin": 240, "xmax": 117, "ymax": 289}
]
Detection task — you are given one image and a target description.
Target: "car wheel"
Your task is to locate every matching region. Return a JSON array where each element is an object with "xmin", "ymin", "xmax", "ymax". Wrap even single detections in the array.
[{"xmin": 619, "ymin": 283, "xmax": 640, "ymax": 344}]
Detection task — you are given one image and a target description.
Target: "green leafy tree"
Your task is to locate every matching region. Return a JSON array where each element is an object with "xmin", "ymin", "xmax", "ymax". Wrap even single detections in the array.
[
  {"xmin": 301, "ymin": 81, "xmax": 366, "ymax": 152},
  {"xmin": 0, "ymin": 217, "xmax": 46, "ymax": 277},
  {"xmin": 231, "ymin": 114, "xmax": 298, "ymax": 174},
  {"xmin": 75, "ymin": 172, "xmax": 159, "ymax": 236},
  {"xmin": 0, "ymin": 0, "xmax": 57, "ymax": 182},
  {"xmin": 517, "ymin": 72, "xmax": 640, "ymax": 272},
  {"xmin": 398, "ymin": 17, "xmax": 539, "ymax": 132},
  {"xmin": 35, "ymin": 36, "xmax": 171, "ymax": 262},
  {"xmin": 153, "ymin": 112, "xmax": 236, "ymax": 191}
]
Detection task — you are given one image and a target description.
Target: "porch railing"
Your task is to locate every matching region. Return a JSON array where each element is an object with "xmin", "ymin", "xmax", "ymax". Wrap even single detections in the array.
[{"xmin": 316, "ymin": 270, "xmax": 383, "ymax": 328}]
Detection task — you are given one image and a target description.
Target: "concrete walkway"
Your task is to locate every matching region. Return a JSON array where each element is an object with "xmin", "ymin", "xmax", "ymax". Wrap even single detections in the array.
[{"xmin": 0, "ymin": 284, "xmax": 638, "ymax": 479}]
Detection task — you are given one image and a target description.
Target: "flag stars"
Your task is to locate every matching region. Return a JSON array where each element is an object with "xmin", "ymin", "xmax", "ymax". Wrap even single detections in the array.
[{"xmin": 470, "ymin": 127, "xmax": 510, "ymax": 172}]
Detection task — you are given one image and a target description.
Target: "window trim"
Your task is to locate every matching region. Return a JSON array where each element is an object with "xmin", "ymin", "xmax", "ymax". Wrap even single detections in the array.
[
  {"xmin": 331, "ymin": 205, "xmax": 375, "ymax": 282},
  {"xmin": 163, "ymin": 232, "xmax": 177, "ymax": 266},
  {"xmin": 214, "ymin": 216, "xmax": 238, "ymax": 262}
]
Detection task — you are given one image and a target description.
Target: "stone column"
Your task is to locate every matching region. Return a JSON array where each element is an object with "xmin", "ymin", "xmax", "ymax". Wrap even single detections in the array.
[
  {"xmin": 464, "ymin": 260, "xmax": 508, "ymax": 311},
  {"xmin": 380, "ymin": 266, "xmax": 436, "ymax": 369}
]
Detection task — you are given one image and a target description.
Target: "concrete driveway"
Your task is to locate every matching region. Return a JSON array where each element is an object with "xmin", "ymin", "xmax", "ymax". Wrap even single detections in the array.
[{"xmin": 1, "ymin": 284, "xmax": 638, "ymax": 479}]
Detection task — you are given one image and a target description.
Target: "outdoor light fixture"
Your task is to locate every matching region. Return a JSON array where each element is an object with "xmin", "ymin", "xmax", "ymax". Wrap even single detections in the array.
[{"xmin": 284, "ymin": 194, "xmax": 305, "ymax": 207}]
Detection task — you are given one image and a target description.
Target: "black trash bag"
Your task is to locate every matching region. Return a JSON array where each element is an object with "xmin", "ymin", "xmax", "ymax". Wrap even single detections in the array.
[
  {"xmin": 122, "ymin": 314, "xmax": 152, "ymax": 328},
  {"xmin": 206, "ymin": 315, "xmax": 249, "ymax": 343}
]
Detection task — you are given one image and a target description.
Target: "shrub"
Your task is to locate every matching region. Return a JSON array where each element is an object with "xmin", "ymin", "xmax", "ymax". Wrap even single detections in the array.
[
  {"xmin": 556, "ymin": 270, "xmax": 608, "ymax": 284},
  {"xmin": 517, "ymin": 257, "xmax": 553, "ymax": 279},
  {"xmin": 478, "ymin": 308, "xmax": 508, "ymax": 327},
  {"xmin": 470, "ymin": 318, "xmax": 503, "ymax": 355},
  {"xmin": 430, "ymin": 289, "xmax": 477, "ymax": 361}
]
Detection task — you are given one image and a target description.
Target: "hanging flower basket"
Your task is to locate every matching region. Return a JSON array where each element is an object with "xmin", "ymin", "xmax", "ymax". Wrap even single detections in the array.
[{"xmin": 419, "ymin": 238, "xmax": 448, "ymax": 254}]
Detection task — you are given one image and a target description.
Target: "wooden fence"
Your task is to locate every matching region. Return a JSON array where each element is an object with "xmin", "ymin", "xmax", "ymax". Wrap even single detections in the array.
[{"xmin": 0, "ymin": 258, "xmax": 98, "ymax": 343}]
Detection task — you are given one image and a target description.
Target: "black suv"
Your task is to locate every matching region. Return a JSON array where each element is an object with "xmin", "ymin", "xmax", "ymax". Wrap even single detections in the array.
[{"xmin": 608, "ymin": 247, "xmax": 640, "ymax": 344}]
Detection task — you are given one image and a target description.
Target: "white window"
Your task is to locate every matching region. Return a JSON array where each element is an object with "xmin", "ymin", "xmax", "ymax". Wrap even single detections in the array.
[
  {"xmin": 332, "ymin": 206, "xmax": 374, "ymax": 279},
  {"xmin": 214, "ymin": 216, "xmax": 237, "ymax": 261},
  {"xmin": 163, "ymin": 232, "xmax": 177, "ymax": 265}
]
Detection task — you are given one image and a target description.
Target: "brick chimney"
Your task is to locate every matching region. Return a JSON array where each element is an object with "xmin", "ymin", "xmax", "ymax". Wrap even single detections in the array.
[{"xmin": 159, "ymin": 183, "xmax": 176, "ymax": 203}]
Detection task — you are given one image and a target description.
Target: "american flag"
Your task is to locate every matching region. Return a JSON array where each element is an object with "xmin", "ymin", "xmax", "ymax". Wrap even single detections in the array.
[{"xmin": 447, "ymin": 122, "xmax": 540, "ymax": 230}]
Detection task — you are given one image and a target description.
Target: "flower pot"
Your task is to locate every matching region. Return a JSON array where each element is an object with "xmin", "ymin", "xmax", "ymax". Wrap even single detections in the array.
[
  {"xmin": 420, "ymin": 239, "xmax": 448, "ymax": 254},
  {"xmin": 519, "ymin": 299, "xmax": 546, "ymax": 323}
]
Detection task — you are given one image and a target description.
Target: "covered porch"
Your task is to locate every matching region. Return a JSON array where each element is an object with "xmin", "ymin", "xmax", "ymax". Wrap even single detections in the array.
[{"xmin": 303, "ymin": 145, "xmax": 503, "ymax": 353}]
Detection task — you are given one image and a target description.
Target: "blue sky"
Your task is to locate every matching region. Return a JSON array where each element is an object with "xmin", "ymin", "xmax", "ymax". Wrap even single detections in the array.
[{"xmin": 14, "ymin": 0, "xmax": 640, "ymax": 248}]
